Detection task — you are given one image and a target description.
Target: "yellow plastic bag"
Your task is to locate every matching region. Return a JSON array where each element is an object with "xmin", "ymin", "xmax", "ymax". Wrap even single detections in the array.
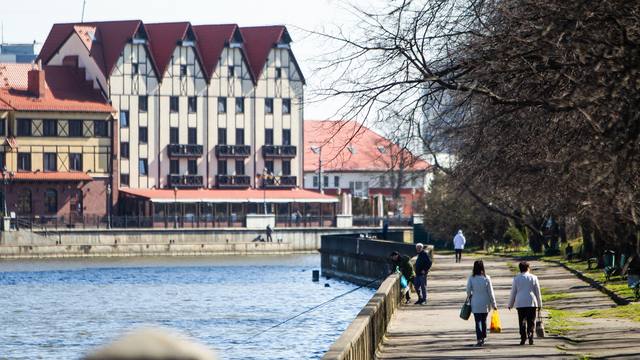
[{"xmin": 489, "ymin": 310, "xmax": 502, "ymax": 333}]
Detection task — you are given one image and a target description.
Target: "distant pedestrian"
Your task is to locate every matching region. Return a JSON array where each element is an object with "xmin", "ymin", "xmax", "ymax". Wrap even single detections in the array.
[
  {"xmin": 413, "ymin": 243, "xmax": 432, "ymax": 305},
  {"xmin": 391, "ymin": 251, "xmax": 415, "ymax": 303},
  {"xmin": 295, "ymin": 210, "xmax": 301, "ymax": 226},
  {"xmin": 466, "ymin": 260, "xmax": 497, "ymax": 347},
  {"xmin": 508, "ymin": 261, "xmax": 543, "ymax": 345},
  {"xmin": 266, "ymin": 225, "xmax": 274, "ymax": 242},
  {"xmin": 382, "ymin": 222, "xmax": 389, "ymax": 240},
  {"xmin": 453, "ymin": 230, "xmax": 466, "ymax": 263}
]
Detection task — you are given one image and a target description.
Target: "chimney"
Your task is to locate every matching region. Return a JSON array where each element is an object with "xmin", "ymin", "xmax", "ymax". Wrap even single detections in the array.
[{"xmin": 27, "ymin": 61, "xmax": 45, "ymax": 99}]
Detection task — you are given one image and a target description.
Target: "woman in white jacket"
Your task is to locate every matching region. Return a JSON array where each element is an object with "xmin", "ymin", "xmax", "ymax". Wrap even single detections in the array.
[
  {"xmin": 508, "ymin": 261, "xmax": 542, "ymax": 345},
  {"xmin": 466, "ymin": 260, "xmax": 497, "ymax": 347}
]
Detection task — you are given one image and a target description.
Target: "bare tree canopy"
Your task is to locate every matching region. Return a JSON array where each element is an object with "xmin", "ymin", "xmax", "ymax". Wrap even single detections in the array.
[{"xmin": 314, "ymin": 0, "xmax": 640, "ymax": 254}]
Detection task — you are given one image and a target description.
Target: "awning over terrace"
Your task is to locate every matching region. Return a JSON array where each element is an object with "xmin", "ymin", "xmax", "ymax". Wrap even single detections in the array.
[{"xmin": 119, "ymin": 188, "xmax": 339, "ymax": 204}]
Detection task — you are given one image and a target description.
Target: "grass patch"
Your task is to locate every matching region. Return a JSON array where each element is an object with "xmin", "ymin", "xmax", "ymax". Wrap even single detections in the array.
[
  {"xmin": 546, "ymin": 309, "xmax": 590, "ymax": 335},
  {"xmin": 580, "ymin": 304, "xmax": 640, "ymax": 322},
  {"xmin": 555, "ymin": 258, "xmax": 638, "ymax": 301},
  {"xmin": 506, "ymin": 262, "xmax": 520, "ymax": 274},
  {"xmin": 540, "ymin": 287, "xmax": 576, "ymax": 302}
]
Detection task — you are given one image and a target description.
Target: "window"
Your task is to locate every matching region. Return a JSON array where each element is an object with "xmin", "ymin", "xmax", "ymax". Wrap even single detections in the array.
[
  {"xmin": 170, "ymin": 96, "xmax": 179, "ymax": 112},
  {"xmin": 218, "ymin": 97, "xmax": 226, "ymax": 113},
  {"xmin": 348, "ymin": 146, "xmax": 358, "ymax": 154},
  {"xmin": 170, "ymin": 128, "xmax": 179, "ymax": 144},
  {"xmin": 282, "ymin": 129, "xmax": 291, "ymax": 145},
  {"xmin": 265, "ymin": 129, "xmax": 273, "ymax": 145},
  {"xmin": 218, "ymin": 128, "xmax": 227, "ymax": 145},
  {"xmin": 120, "ymin": 174, "xmax": 129, "ymax": 186},
  {"xmin": 18, "ymin": 189, "xmax": 31, "ymax": 213},
  {"xmin": 139, "ymin": 159, "xmax": 148, "ymax": 175},
  {"xmin": 17, "ymin": 153, "xmax": 31, "ymax": 171},
  {"xmin": 282, "ymin": 99, "xmax": 291, "ymax": 115},
  {"xmin": 235, "ymin": 97, "xmax": 244, "ymax": 113},
  {"xmin": 0, "ymin": 119, "xmax": 4, "ymax": 136},
  {"xmin": 120, "ymin": 142, "xmax": 129, "ymax": 159},
  {"xmin": 0, "ymin": 153, "xmax": 4, "ymax": 170},
  {"xmin": 17, "ymin": 119, "xmax": 31, "ymax": 136},
  {"xmin": 265, "ymin": 98, "xmax": 273, "ymax": 114},
  {"xmin": 44, "ymin": 189, "xmax": 57, "ymax": 214},
  {"xmin": 218, "ymin": 160, "xmax": 227, "ymax": 175},
  {"xmin": 378, "ymin": 146, "xmax": 387, "ymax": 154},
  {"xmin": 228, "ymin": 66, "xmax": 234, "ymax": 77},
  {"xmin": 235, "ymin": 160, "xmax": 245, "ymax": 175},
  {"xmin": 188, "ymin": 159, "xmax": 197, "ymax": 175},
  {"xmin": 323, "ymin": 176, "xmax": 329, "ymax": 188},
  {"xmin": 235, "ymin": 128, "xmax": 244, "ymax": 145},
  {"xmin": 380, "ymin": 175, "xmax": 387, "ymax": 187},
  {"xmin": 180, "ymin": 65, "xmax": 187, "ymax": 77},
  {"xmin": 70, "ymin": 153, "xmax": 82, "ymax": 171},
  {"xmin": 275, "ymin": 67, "xmax": 281, "ymax": 78},
  {"xmin": 43, "ymin": 120, "xmax": 57, "ymax": 136},
  {"xmin": 313, "ymin": 176, "xmax": 318, "ymax": 188},
  {"xmin": 265, "ymin": 160, "xmax": 274, "ymax": 174},
  {"xmin": 139, "ymin": 96, "xmax": 148, "ymax": 112},
  {"xmin": 68, "ymin": 120, "xmax": 83, "ymax": 137},
  {"xmin": 170, "ymin": 160, "xmax": 179, "ymax": 174},
  {"xmin": 131, "ymin": 63, "xmax": 138, "ymax": 75},
  {"xmin": 188, "ymin": 128, "xmax": 197, "ymax": 145},
  {"xmin": 43, "ymin": 153, "xmax": 56, "ymax": 171},
  {"xmin": 188, "ymin": 97, "xmax": 197, "ymax": 113},
  {"xmin": 139, "ymin": 126, "xmax": 148, "ymax": 143},
  {"xmin": 94, "ymin": 121, "xmax": 108, "ymax": 137},
  {"xmin": 282, "ymin": 160, "xmax": 291, "ymax": 176},
  {"xmin": 334, "ymin": 176, "xmax": 340, "ymax": 188},
  {"xmin": 120, "ymin": 111, "xmax": 129, "ymax": 127}
]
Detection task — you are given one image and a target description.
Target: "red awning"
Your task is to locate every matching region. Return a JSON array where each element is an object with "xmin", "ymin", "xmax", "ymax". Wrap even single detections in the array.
[
  {"xmin": 12, "ymin": 172, "xmax": 94, "ymax": 181},
  {"xmin": 120, "ymin": 188, "xmax": 339, "ymax": 204}
]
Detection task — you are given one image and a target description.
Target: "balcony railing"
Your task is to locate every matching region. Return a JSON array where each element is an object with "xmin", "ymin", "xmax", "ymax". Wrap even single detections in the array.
[
  {"xmin": 263, "ymin": 175, "xmax": 297, "ymax": 188},
  {"xmin": 215, "ymin": 145, "xmax": 251, "ymax": 158},
  {"xmin": 168, "ymin": 144, "xmax": 204, "ymax": 158},
  {"xmin": 168, "ymin": 175, "xmax": 204, "ymax": 188},
  {"xmin": 216, "ymin": 175, "xmax": 251, "ymax": 188},
  {"xmin": 262, "ymin": 145, "xmax": 296, "ymax": 158}
]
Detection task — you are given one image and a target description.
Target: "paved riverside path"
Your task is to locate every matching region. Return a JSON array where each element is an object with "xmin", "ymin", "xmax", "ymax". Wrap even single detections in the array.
[{"xmin": 376, "ymin": 254, "xmax": 638, "ymax": 359}]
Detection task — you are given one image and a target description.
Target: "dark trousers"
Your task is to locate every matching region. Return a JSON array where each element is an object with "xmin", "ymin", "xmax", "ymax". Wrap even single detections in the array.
[
  {"xmin": 414, "ymin": 274, "xmax": 427, "ymax": 301},
  {"xmin": 473, "ymin": 313, "xmax": 488, "ymax": 341},
  {"xmin": 455, "ymin": 249, "xmax": 463, "ymax": 262},
  {"xmin": 517, "ymin": 307, "xmax": 537, "ymax": 340}
]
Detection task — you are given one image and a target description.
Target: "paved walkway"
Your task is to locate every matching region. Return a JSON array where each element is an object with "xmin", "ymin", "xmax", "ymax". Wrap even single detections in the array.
[{"xmin": 376, "ymin": 254, "xmax": 640, "ymax": 359}]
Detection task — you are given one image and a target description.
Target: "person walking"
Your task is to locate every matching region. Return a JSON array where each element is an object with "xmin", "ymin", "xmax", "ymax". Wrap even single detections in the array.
[
  {"xmin": 391, "ymin": 251, "xmax": 415, "ymax": 303},
  {"xmin": 508, "ymin": 261, "xmax": 543, "ymax": 345},
  {"xmin": 453, "ymin": 230, "xmax": 466, "ymax": 263},
  {"xmin": 266, "ymin": 225, "xmax": 274, "ymax": 242},
  {"xmin": 466, "ymin": 260, "xmax": 497, "ymax": 347},
  {"xmin": 413, "ymin": 243, "xmax": 432, "ymax": 305}
]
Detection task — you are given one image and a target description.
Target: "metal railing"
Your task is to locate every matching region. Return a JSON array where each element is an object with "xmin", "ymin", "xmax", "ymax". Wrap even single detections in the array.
[
  {"xmin": 168, "ymin": 175, "xmax": 204, "ymax": 187},
  {"xmin": 215, "ymin": 145, "xmax": 251, "ymax": 158},
  {"xmin": 216, "ymin": 175, "xmax": 251, "ymax": 188},
  {"xmin": 352, "ymin": 215, "xmax": 413, "ymax": 227},
  {"xmin": 263, "ymin": 175, "xmax": 297, "ymax": 188},
  {"xmin": 262, "ymin": 145, "xmax": 297, "ymax": 158},
  {"xmin": 168, "ymin": 144, "xmax": 204, "ymax": 158}
]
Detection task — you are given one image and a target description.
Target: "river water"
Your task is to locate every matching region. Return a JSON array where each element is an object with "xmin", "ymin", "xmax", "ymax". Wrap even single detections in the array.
[{"xmin": 0, "ymin": 255, "xmax": 375, "ymax": 360}]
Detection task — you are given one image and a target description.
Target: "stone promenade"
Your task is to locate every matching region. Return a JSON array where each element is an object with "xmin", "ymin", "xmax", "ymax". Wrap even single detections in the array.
[{"xmin": 376, "ymin": 254, "xmax": 640, "ymax": 359}]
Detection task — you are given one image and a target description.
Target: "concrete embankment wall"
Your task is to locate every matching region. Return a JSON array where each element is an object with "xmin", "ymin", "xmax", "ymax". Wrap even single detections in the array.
[
  {"xmin": 322, "ymin": 274, "xmax": 402, "ymax": 360},
  {"xmin": 0, "ymin": 227, "xmax": 408, "ymax": 259}
]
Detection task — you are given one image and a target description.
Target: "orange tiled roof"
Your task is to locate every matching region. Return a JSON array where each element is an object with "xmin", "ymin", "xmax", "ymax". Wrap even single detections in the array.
[
  {"xmin": 303, "ymin": 120, "xmax": 431, "ymax": 173},
  {"xmin": 0, "ymin": 63, "xmax": 114, "ymax": 113},
  {"xmin": 120, "ymin": 188, "xmax": 338, "ymax": 203},
  {"xmin": 13, "ymin": 172, "xmax": 94, "ymax": 181}
]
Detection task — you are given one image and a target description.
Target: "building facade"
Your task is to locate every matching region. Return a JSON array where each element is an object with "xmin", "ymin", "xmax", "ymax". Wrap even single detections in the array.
[{"xmin": 0, "ymin": 62, "xmax": 114, "ymax": 220}]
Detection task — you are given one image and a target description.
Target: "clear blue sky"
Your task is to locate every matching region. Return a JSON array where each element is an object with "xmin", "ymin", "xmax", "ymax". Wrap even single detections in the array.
[{"xmin": 2, "ymin": 0, "xmax": 362, "ymax": 119}]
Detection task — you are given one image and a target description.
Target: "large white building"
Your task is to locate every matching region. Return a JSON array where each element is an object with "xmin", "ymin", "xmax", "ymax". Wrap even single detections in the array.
[{"xmin": 37, "ymin": 21, "xmax": 334, "ymax": 223}]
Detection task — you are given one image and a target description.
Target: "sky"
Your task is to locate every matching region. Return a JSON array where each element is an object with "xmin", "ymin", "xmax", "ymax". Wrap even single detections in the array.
[{"xmin": 1, "ymin": 0, "xmax": 363, "ymax": 120}]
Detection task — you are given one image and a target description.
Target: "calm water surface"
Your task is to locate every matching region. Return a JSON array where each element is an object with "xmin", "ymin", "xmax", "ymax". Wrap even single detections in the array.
[{"xmin": 0, "ymin": 255, "xmax": 375, "ymax": 360}]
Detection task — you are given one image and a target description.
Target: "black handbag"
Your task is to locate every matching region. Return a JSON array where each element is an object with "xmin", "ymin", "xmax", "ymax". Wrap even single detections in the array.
[{"xmin": 460, "ymin": 296, "xmax": 471, "ymax": 320}]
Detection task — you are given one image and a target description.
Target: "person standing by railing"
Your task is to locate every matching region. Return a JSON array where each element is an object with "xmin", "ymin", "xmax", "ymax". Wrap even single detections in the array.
[{"xmin": 413, "ymin": 243, "xmax": 432, "ymax": 305}]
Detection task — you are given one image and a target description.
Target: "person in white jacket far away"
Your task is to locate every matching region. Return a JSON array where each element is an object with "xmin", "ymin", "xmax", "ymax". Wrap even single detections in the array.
[{"xmin": 453, "ymin": 230, "xmax": 466, "ymax": 263}]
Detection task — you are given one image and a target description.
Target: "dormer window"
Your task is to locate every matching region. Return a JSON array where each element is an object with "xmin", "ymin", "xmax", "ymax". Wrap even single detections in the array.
[
  {"xmin": 182, "ymin": 30, "xmax": 196, "ymax": 47},
  {"xmin": 133, "ymin": 27, "xmax": 148, "ymax": 44},
  {"xmin": 277, "ymin": 43, "xmax": 290, "ymax": 49},
  {"xmin": 229, "ymin": 42, "xmax": 242, "ymax": 48},
  {"xmin": 87, "ymin": 31, "xmax": 98, "ymax": 42},
  {"xmin": 182, "ymin": 40, "xmax": 194, "ymax": 47}
]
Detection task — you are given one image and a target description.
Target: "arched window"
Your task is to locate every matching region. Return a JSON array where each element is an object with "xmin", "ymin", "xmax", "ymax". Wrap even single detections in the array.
[
  {"xmin": 18, "ymin": 189, "xmax": 31, "ymax": 213},
  {"xmin": 44, "ymin": 189, "xmax": 57, "ymax": 214}
]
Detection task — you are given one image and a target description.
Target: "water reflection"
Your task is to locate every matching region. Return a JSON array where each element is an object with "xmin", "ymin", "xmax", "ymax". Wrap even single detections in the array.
[{"xmin": 0, "ymin": 255, "xmax": 374, "ymax": 360}]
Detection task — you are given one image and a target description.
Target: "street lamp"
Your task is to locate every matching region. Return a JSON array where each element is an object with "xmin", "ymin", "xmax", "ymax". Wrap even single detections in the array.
[
  {"xmin": 309, "ymin": 140, "xmax": 332, "ymax": 194},
  {"xmin": 106, "ymin": 185, "xmax": 111, "ymax": 229},
  {"xmin": 258, "ymin": 168, "xmax": 273, "ymax": 214},
  {"xmin": 411, "ymin": 188, "xmax": 416, "ymax": 215},
  {"xmin": 174, "ymin": 187, "xmax": 178, "ymax": 229},
  {"xmin": 2, "ymin": 167, "xmax": 14, "ymax": 220}
]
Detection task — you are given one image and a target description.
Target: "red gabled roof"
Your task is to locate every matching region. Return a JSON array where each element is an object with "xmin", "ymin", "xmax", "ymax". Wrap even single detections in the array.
[
  {"xmin": 145, "ymin": 22, "xmax": 204, "ymax": 79},
  {"xmin": 0, "ymin": 63, "xmax": 114, "ymax": 113},
  {"xmin": 0, "ymin": 99, "xmax": 11, "ymax": 110},
  {"xmin": 303, "ymin": 120, "xmax": 431, "ymax": 173},
  {"xmin": 13, "ymin": 172, "xmax": 94, "ymax": 181},
  {"xmin": 38, "ymin": 20, "xmax": 145, "ymax": 80},
  {"xmin": 192, "ymin": 24, "xmax": 239, "ymax": 81},
  {"xmin": 240, "ymin": 26, "xmax": 286, "ymax": 82}
]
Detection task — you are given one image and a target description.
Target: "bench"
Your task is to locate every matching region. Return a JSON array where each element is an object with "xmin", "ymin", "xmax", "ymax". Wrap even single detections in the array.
[
  {"xmin": 567, "ymin": 244, "xmax": 583, "ymax": 262},
  {"xmin": 544, "ymin": 242, "xmax": 560, "ymax": 256},
  {"xmin": 604, "ymin": 254, "xmax": 628, "ymax": 281}
]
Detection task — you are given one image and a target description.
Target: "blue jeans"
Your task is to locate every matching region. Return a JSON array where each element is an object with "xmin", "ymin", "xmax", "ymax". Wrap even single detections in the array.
[
  {"xmin": 473, "ymin": 313, "xmax": 488, "ymax": 341},
  {"xmin": 414, "ymin": 274, "xmax": 427, "ymax": 301}
]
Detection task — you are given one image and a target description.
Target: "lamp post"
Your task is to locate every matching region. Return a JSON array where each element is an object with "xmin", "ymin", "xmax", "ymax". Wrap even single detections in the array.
[
  {"xmin": 2, "ymin": 167, "xmax": 14, "ymax": 220},
  {"xmin": 411, "ymin": 188, "xmax": 416, "ymax": 215},
  {"xmin": 309, "ymin": 140, "xmax": 332, "ymax": 194},
  {"xmin": 174, "ymin": 187, "xmax": 178, "ymax": 229},
  {"xmin": 106, "ymin": 185, "xmax": 112, "ymax": 229},
  {"xmin": 259, "ymin": 168, "xmax": 273, "ymax": 215}
]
